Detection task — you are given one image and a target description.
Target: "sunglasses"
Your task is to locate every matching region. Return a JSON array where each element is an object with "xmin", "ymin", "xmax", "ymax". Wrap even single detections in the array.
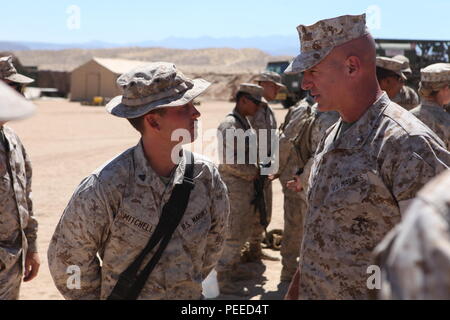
[{"xmin": 246, "ymin": 95, "xmax": 262, "ymax": 106}]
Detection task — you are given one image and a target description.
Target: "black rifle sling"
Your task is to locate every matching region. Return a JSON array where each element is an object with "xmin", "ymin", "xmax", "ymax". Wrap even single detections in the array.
[{"xmin": 108, "ymin": 151, "xmax": 195, "ymax": 300}]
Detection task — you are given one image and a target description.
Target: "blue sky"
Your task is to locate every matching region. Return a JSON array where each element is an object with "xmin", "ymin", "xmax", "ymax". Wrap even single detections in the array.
[{"xmin": 2, "ymin": 0, "xmax": 449, "ymax": 43}]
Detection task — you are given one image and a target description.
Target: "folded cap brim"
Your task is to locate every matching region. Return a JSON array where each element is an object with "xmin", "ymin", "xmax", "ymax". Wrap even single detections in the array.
[
  {"xmin": 402, "ymin": 67, "xmax": 412, "ymax": 75},
  {"xmin": 284, "ymin": 47, "xmax": 333, "ymax": 74},
  {"xmin": 5, "ymin": 73, "xmax": 35, "ymax": 84},
  {"xmin": 106, "ymin": 78, "xmax": 211, "ymax": 119},
  {"xmin": 397, "ymin": 71, "xmax": 407, "ymax": 81},
  {"xmin": 253, "ymin": 77, "xmax": 286, "ymax": 89},
  {"xmin": 0, "ymin": 81, "xmax": 36, "ymax": 122}
]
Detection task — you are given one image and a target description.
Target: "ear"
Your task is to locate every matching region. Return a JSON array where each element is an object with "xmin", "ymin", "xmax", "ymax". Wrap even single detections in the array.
[
  {"xmin": 344, "ymin": 56, "xmax": 361, "ymax": 77},
  {"xmin": 144, "ymin": 114, "xmax": 160, "ymax": 130}
]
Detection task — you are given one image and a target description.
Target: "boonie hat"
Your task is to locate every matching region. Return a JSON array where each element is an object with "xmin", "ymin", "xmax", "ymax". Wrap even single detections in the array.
[
  {"xmin": 0, "ymin": 56, "xmax": 34, "ymax": 84},
  {"xmin": 106, "ymin": 62, "xmax": 211, "ymax": 119}
]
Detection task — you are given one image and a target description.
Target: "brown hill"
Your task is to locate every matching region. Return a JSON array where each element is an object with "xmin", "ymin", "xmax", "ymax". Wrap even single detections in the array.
[{"xmin": 12, "ymin": 47, "xmax": 276, "ymax": 74}]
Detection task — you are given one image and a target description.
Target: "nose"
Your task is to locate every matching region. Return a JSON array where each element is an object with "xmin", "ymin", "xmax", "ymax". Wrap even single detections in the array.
[{"xmin": 301, "ymin": 74, "xmax": 313, "ymax": 91}]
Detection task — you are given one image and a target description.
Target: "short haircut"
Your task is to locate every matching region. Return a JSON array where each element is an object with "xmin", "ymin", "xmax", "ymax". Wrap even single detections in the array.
[
  {"xmin": 127, "ymin": 108, "xmax": 167, "ymax": 134},
  {"xmin": 376, "ymin": 67, "xmax": 400, "ymax": 82}
]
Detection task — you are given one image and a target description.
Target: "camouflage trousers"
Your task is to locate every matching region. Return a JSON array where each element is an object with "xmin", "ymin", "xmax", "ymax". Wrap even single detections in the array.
[
  {"xmin": 250, "ymin": 182, "xmax": 273, "ymax": 244},
  {"xmin": 0, "ymin": 259, "xmax": 22, "ymax": 300},
  {"xmin": 217, "ymin": 174, "xmax": 259, "ymax": 272},
  {"xmin": 280, "ymin": 189, "xmax": 307, "ymax": 281}
]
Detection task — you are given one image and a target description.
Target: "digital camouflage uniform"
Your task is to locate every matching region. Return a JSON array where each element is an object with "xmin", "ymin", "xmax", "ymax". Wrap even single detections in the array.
[
  {"xmin": 299, "ymin": 94, "xmax": 450, "ymax": 299},
  {"xmin": 411, "ymin": 100, "xmax": 450, "ymax": 150},
  {"xmin": 374, "ymin": 169, "xmax": 450, "ymax": 299},
  {"xmin": 277, "ymin": 97, "xmax": 339, "ymax": 281},
  {"xmin": 48, "ymin": 143, "xmax": 229, "ymax": 300},
  {"xmin": 393, "ymin": 86, "xmax": 420, "ymax": 111},
  {"xmin": 216, "ymin": 107, "xmax": 259, "ymax": 274},
  {"xmin": 48, "ymin": 62, "xmax": 229, "ymax": 300},
  {"xmin": 284, "ymin": 13, "xmax": 450, "ymax": 300},
  {"xmin": 391, "ymin": 55, "xmax": 420, "ymax": 111},
  {"xmin": 0, "ymin": 57, "xmax": 37, "ymax": 300},
  {"xmin": 277, "ymin": 101, "xmax": 308, "ymax": 281},
  {"xmin": 411, "ymin": 63, "xmax": 450, "ymax": 150},
  {"xmin": 0, "ymin": 127, "xmax": 38, "ymax": 300},
  {"xmin": 248, "ymin": 102, "xmax": 277, "ymax": 244}
]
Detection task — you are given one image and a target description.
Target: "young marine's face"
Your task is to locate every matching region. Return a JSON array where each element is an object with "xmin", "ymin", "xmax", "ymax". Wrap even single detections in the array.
[
  {"xmin": 258, "ymin": 81, "xmax": 279, "ymax": 101},
  {"xmin": 159, "ymin": 101, "xmax": 201, "ymax": 143},
  {"xmin": 241, "ymin": 95, "xmax": 261, "ymax": 116},
  {"xmin": 380, "ymin": 76, "xmax": 403, "ymax": 99},
  {"xmin": 438, "ymin": 85, "xmax": 450, "ymax": 105}
]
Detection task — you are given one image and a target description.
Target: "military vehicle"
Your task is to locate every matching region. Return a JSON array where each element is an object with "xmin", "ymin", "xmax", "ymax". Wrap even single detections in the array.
[{"xmin": 265, "ymin": 60, "xmax": 306, "ymax": 108}]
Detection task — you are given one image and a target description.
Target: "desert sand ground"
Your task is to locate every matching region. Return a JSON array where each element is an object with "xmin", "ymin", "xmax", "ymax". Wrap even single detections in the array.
[{"xmin": 8, "ymin": 98, "xmax": 289, "ymax": 300}]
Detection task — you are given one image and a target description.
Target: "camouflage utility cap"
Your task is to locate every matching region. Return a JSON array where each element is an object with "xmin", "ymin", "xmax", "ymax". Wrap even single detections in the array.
[
  {"xmin": 237, "ymin": 83, "xmax": 267, "ymax": 104},
  {"xmin": 285, "ymin": 14, "xmax": 369, "ymax": 74},
  {"xmin": 253, "ymin": 71, "xmax": 286, "ymax": 88},
  {"xmin": 0, "ymin": 56, "xmax": 34, "ymax": 84},
  {"xmin": 421, "ymin": 63, "xmax": 450, "ymax": 83},
  {"xmin": 420, "ymin": 63, "xmax": 450, "ymax": 92},
  {"xmin": 0, "ymin": 80, "xmax": 36, "ymax": 121},
  {"xmin": 393, "ymin": 55, "xmax": 412, "ymax": 75},
  {"xmin": 376, "ymin": 56, "xmax": 407, "ymax": 80},
  {"xmin": 106, "ymin": 62, "xmax": 211, "ymax": 119}
]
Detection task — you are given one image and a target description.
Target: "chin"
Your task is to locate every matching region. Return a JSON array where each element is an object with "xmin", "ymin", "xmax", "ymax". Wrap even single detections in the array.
[{"xmin": 316, "ymin": 103, "xmax": 333, "ymax": 112}]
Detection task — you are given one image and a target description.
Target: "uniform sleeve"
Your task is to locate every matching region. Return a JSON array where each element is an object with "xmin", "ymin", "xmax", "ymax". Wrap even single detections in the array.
[
  {"xmin": 278, "ymin": 110, "xmax": 304, "ymax": 175},
  {"xmin": 47, "ymin": 175, "xmax": 112, "ymax": 300},
  {"xmin": 217, "ymin": 124, "xmax": 259, "ymax": 181},
  {"xmin": 374, "ymin": 198, "xmax": 450, "ymax": 299},
  {"xmin": 202, "ymin": 167, "xmax": 230, "ymax": 279},
  {"xmin": 383, "ymin": 135, "xmax": 450, "ymax": 215},
  {"xmin": 277, "ymin": 132, "xmax": 294, "ymax": 176},
  {"xmin": 22, "ymin": 145, "xmax": 38, "ymax": 253}
]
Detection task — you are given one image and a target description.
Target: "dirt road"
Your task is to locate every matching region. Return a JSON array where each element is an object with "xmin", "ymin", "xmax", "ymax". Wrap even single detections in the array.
[{"xmin": 9, "ymin": 98, "xmax": 289, "ymax": 300}]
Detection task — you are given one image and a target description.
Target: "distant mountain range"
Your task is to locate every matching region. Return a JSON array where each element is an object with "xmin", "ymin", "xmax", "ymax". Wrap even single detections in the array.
[{"xmin": 0, "ymin": 35, "xmax": 300, "ymax": 56}]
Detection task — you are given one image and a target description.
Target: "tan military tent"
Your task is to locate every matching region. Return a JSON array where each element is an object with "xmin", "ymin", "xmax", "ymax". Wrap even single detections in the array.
[{"xmin": 70, "ymin": 57, "xmax": 148, "ymax": 101}]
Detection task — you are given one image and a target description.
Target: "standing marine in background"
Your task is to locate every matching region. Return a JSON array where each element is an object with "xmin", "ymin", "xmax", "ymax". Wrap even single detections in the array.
[
  {"xmin": 411, "ymin": 63, "xmax": 450, "ymax": 149},
  {"xmin": 216, "ymin": 84, "xmax": 265, "ymax": 296},
  {"xmin": 376, "ymin": 56, "xmax": 408, "ymax": 100},
  {"xmin": 392, "ymin": 54, "xmax": 420, "ymax": 110},
  {"xmin": 242, "ymin": 72, "xmax": 284, "ymax": 263}
]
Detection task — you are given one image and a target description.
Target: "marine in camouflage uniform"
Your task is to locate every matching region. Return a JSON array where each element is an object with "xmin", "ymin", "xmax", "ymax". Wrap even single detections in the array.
[
  {"xmin": 392, "ymin": 55, "xmax": 420, "ymax": 111},
  {"xmin": 411, "ymin": 63, "xmax": 450, "ymax": 149},
  {"xmin": 276, "ymin": 96, "xmax": 339, "ymax": 282},
  {"xmin": 216, "ymin": 84, "xmax": 266, "ymax": 296},
  {"xmin": 244, "ymin": 72, "xmax": 282, "ymax": 262},
  {"xmin": 0, "ymin": 61, "xmax": 38, "ymax": 300},
  {"xmin": 284, "ymin": 14, "xmax": 450, "ymax": 300},
  {"xmin": 48, "ymin": 63, "xmax": 230, "ymax": 300},
  {"xmin": 376, "ymin": 56, "xmax": 408, "ymax": 101},
  {"xmin": 374, "ymin": 169, "xmax": 450, "ymax": 299}
]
